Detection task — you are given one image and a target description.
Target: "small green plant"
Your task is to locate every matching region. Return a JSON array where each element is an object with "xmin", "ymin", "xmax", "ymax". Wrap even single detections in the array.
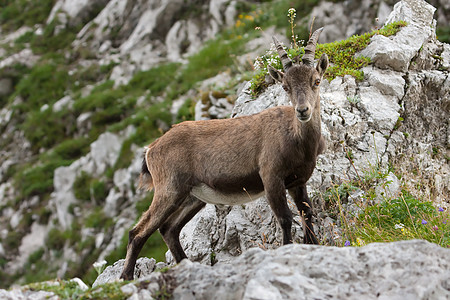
[
  {"xmin": 324, "ymin": 168, "xmax": 449, "ymax": 248},
  {"xmin": 347, "ymin": 95, "xmax": 361, "ymax": 105},
  {"xmin": 85, "ymin": 208, "xmax": 113, "ymax": 229},
  {"xmin": 93, "ymin": 260, "xmax": 107, "ymax": 275},
  {"xmin": 152, "ymin": 285, "xmax": 172, "ymax": 300},
  {"xmin": 73, "ymin": 171, "xmax": 92, "ymax": 201},
  {"xmin": 28, "ymin": 279, "xmax": 130, "ymax": 300}
]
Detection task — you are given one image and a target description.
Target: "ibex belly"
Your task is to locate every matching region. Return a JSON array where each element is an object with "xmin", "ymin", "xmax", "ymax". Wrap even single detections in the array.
[{"xmin": 191, "ymin": 184, "xmax": 265, "ymax": 205}]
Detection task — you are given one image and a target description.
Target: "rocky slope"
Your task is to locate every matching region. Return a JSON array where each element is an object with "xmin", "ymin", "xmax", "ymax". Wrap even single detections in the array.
[
  {"xmin": 165, "ymin": 0, "xmax": 450, "ymax": 266},
  {"xmin": 2, "ymin": 240, "xmax": 450, "ymax": 299},
  {"xmin": 94, "ymin": 240, "xmax": 450, "ymax": 300},
  {"xmin": 0, "ymin": 0, "xmax": 449, "ymax": 292}
]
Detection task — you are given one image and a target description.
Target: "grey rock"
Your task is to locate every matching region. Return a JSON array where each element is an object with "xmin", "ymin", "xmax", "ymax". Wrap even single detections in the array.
[
  {"xmin": 232, "ymin": 83, "xmax": 289, "ymax": 117},
  {"xmin": 0, "ymin": 107, "xmax": 12, "ymax": 127},
  {"xmin": 76, "ymin": 112, "xmax": 92, "ymax": 134},
  {"xmin": 97, "ymin": 240, "xmax": 450, "ymax": 300},
  {"xmin": 178, "ymin": 0, "xmax": 449, "ymax": 266},
  {"xmin": 13, "ymin": 223, "xmax": 47, "ymax": 272},
  {"xmin": 363, "ymin": 66, "xmax": 405, "ymax": 99},
  {"xmin": 375, "ymin": 172, "xmax": 402, "ymax": 201},
  {"xmin": 0, "ymin": 78, "xmax": 13, "ymax": 97},
  {"xmin": 52, "ymin": 95, "xmax": 74, "ymax": 112},
  {"xmin": 358, "ymin": 0, "xmax": 436, "ymax": 72},
  {"xmin": 47, "ymin": 0, "xmax": 110, "ymax": 27},
  {"xmin": 69, "ymin": 278, "xmax": 89, "ymax": 291},
  {"xmin": 74, "ymin": 0, "xmax": 238, "ymax": 84},
  {"xmin": 358, "ymin": 86, "xmax": 400, "ymax": 134},
  {"xmin": 441, "ymin": 43, "xmax": 450, "ymax": 70},
  {"xmin": 90, "ymin": 132, "xmax": 123, "ymax": 175},
  {"xmin": 0, "ymin": 290, "xmax": 58, "ymax": 300},
  {"xmin": 0, "ymin": 49, "xmax": 39, "ymax": 69},
  {"xmin": 120, "ymin": 282, "xmax": 138, "ymax": 295},
  {"xmin": 93, "ymin": 257, "xmax": 156, "ymax": 287}
]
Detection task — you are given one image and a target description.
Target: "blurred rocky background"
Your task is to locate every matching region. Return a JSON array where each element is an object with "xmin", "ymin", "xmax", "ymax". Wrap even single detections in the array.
[{"xmin": 0, "ymin": 0, "xmax": 449, "ymax": 298}]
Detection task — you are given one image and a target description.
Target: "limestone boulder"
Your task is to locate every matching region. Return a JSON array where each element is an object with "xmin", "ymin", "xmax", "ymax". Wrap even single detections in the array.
[
  {"xmin": 89, "ymin": 240, "xmax": 450, "ymax": 300},
  {"xmin": 358, "ymin": 0, "xmax": 436, "ymax": 72}
]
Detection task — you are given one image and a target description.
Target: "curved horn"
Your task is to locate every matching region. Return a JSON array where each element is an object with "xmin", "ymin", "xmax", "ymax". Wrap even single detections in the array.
[
  {"xmin": 302, "ymin": 27, "xmax": 324, "ymax": 67},
  {"xmin": 272, "ymin": 36, "xmax": 293, "ymax": 71}
]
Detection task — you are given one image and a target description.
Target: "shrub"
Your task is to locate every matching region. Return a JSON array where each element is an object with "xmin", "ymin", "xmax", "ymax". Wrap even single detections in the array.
[
  {"xmin": 84, "ymin": 208, "xmax": 113, "ymax": 229},
  {"xmin": 176, "ymin": 98, "xmax": 196, "ymax": 122},
  {"xmin": 51, "ymin": 137, "xmax": 91, "ymax": 161},
  {"xmin": 73, "ymin": 171, "xmax": 92, "ymax": 201},
  {"xmin": 22, "ymin": 108, "xmax": 74, "ymax": 151},
  {"xmin": 46, "ymin": 228, "xmax": 66, "ymax": 251}
]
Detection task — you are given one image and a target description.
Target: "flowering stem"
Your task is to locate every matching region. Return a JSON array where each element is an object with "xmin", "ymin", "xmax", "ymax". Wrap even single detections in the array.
[
  {"xmin": 288, "ymin": 8, "xmax": 298, "ymax": 49},
  {"xmin": 400, "ymin": 194, "xmax": 418, "ymax": 235}
]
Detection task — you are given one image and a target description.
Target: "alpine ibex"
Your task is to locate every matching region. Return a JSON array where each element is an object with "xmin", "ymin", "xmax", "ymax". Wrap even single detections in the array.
[{"xmin": 120, "ymin": 28, "xmax": 328, "ymax": 280}]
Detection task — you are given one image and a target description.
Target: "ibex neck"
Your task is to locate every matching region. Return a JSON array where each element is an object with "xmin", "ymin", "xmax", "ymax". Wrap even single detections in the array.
[{"xmin": 293, "ymin": 110, "xmax": 321, "ymax": 138}]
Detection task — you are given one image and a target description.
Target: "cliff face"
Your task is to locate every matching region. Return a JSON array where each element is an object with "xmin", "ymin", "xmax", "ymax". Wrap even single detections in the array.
[
  {"xmin": 166, "ymin": 0, "xmax": 449, "ymax": 266},
  {"xmin": 0, "ymin": 0, "xmax": 449, "ymax": 292}
]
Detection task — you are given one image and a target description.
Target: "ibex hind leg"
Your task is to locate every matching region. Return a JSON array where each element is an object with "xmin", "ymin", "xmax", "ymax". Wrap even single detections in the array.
[
  {"xmin": 120, "ymin": 190, "xmax": 187, "ymax": 280},
  {"xmin": 159, "ymin": 195, "xmax": 206, "ymax": 263},
  {"xmin": 288, "ymin": 185, "xmax": 319, "ymax": 245}
]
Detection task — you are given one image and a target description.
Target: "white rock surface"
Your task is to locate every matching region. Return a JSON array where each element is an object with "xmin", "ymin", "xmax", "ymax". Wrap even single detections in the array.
[
  {"xmin": 358, "ymin": 0, "xmax": 436, "ymax": 72},
  {"xmin": 85, "ymin": 240, "xmax": 450, "ymax": 300},
  {"xmin": 92, "ymin": 257, "xmax": 156, "ymax": 287}
]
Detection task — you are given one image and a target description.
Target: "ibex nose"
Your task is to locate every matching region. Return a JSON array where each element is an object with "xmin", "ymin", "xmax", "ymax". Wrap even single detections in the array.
[{"xmin": 296, "ymin": 107, "xmax": 309, "ymax": 115}]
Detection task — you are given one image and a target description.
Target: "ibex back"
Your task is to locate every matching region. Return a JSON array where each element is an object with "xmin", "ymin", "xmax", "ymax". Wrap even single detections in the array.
[{"xmin": 120, "ymin": 28, "xmax": 328, "ymax": 280}]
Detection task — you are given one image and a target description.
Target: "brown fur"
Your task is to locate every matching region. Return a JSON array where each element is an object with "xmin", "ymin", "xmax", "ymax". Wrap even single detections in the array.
[{"xmin": 120, "ymin": 31, "xmax": 328, "ymax": 280}]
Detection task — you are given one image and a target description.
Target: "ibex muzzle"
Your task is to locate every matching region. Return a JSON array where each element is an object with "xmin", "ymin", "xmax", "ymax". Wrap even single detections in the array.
[{"xmin": 120, "ymin": 28, "xmax": 328, "ymax": 281}]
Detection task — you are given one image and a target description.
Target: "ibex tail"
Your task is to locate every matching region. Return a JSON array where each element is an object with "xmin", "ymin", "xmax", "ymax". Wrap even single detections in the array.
[{"xmin": 138, "ymin": 150, "xmax": 154, "ymax": 191}]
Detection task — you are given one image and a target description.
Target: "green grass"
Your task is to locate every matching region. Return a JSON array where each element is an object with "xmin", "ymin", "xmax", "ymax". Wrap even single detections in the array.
[
  {"xmin": 73, "ymin": 172, "xmax": 109, "ymax": 204},
  {"xmin": 11, "ymin": 62, "xmax": 71, "ymax": 112},
  {"xmin": 0, "ymin": 0, "xmax": 56, "ymax": 32},
  {"xmin": 323, "ymin": 170, "xmax": 449, "ymax": 248},
  {"xmin": 436, "ymin": 25, "xmax": 450, "ymax": 43},
  {"xmin": 14, "ymin": 159, "xmax": 72, "ymax": 198},
  {"xmin": 168, "ymin": 35, "xmax": 250, "ymax": 100},
  {"xmin": 27, "ymin": 280, "xmax": 129, "ymax": 300},
  {"xmin": 0, "ymin": 63, "xmax": 30, "ymax": 107}
]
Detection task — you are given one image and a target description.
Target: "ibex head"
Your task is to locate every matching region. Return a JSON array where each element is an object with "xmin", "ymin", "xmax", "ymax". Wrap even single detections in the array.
[{"xmin": 268, "ymin": 28, "xmax": 328, "ymax": 123}]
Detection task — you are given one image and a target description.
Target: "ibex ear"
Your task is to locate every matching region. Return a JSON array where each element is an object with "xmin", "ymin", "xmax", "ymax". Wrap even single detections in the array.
[
  {"xmin": 268, "ymin": 65, "xmax": 284, "ymax": 82},
  {"xmin": 316, "ymin": 53, "xmax": 329, "ymax": 77}
]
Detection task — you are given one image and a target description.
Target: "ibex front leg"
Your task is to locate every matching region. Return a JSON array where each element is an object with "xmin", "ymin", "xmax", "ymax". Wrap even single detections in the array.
[
  {"xmin": 289, "ymin": 185, "xmax": 318, "ymax": 244},
  {"xmin": 263, "ymin": 176, "xmax": 293, "ymax": 245}
]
